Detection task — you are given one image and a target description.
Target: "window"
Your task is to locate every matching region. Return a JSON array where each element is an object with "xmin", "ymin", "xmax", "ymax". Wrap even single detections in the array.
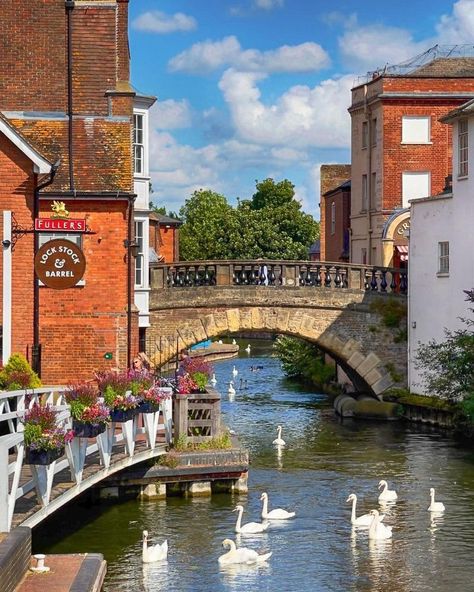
[
  {"xmin": 371, "ymin": 118, "xmax": 377, "ymax": 146},
  {"xmin": 402, "ymin": 172, "xmax": 430, "ymax": 207},
  {"xmin": 135, "ymin": 221, "xmax": 144, "ymax": 287},
  {"xmin": 402, "ymin": 116, "xmax": 430, "ymax": 144},
  {"xmin": 371, "ymin": 172, "xmax": 376, "ymax": 209},
  {"xmin": 38, "ymin": 234, "xmax": 84, "ymax": 286},
  {"xmin": 458, "ymin": 119, "xmax": 468, "ymax": 177},
  {"xmin": 331, "ymin": 202, "xmax": 336, "ymax": 235},
  {"xmin": 361, "ymin": 248, "xmax": 367, "ymax": 265},
  {"xmin": 362, "ymin": 121, "xmax": 368, "ymax": 149},
  {"xmin": 438, "ymin": 241, "xmax": 449, "ymax": 274},
  {"xmin": 362, "ymin": 174, "xmax": 368, "ymax": 211},
  {"xmin": 133, "ymin": 114, "xmax": 144, "ymax": 175}
]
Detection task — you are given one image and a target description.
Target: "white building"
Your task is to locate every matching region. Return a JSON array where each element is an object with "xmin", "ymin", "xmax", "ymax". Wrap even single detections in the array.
[
  {"xmin": 133, "ymin": 93, "xmax": 156, "ymax": 351},
  {"xmin": 408, "ymin": 99, "xmax": 474, "ymax": 394}
]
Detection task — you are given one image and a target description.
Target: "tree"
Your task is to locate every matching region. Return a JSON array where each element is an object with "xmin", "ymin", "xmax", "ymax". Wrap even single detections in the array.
[
  {"xmin": 415, "ymin": 290, "xmax": 474, "ymax": 402},
  {"xmin": 273, "ymin": 336, "xmax": 335, "ymax": 388}
]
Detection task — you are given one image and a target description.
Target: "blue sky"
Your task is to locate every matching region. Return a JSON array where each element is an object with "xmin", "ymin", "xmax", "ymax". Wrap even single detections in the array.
[{"xmin": 128, "ymin": 0, "xmax": 474, "ymax": 218}]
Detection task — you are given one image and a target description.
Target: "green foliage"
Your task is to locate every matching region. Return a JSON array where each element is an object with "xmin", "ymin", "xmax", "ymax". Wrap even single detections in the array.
[
  {"xmin": 174, "ymin": 430, "xmax": 232, "ymax": 451},
  {"xmin": 0, "ymin": 353, "xmax": 41, "ymax": 390},
  {"xmin": 178, "ymin": 179, "xmax": 319, "ymax": 261},
  {"xmin": 415, "ymin": 290, "xmax": 474, "ymax": 402},
  {"xmin": 157, "ymin": 451, "xmax": 180, "ymax": 468},
  {"xmin": 273, "ymin": 336, "xmax": 335, "ymax": 388},
  {"xmin": 191, "ymin": 371, "xmax": 208, "ymax": 391},
  {"xmin": 384, "ymin": 362, "xmax": 402, "ymax": 383},
  {"xmin": 370, "ymin": 298, "xmax": 407, "ymax": 328}
]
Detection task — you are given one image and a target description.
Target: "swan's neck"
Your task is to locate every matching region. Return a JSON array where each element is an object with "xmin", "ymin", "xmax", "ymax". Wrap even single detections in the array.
[
  {"xmin": 262, "ymin": 497, "xmax": 268, "ymax": 515},
  {"xmin": 277, "ymin": 427, "xmax": 282, "ymax": 437},
  {"xmin": 381, "ymin": 482, "xmax": 387, "ymax": 492},
  {"xmin": 350, "ymin": 498, "xmax": 357, "ymax": 521},
  {"xmin": 142, "ymin": 537, "xmax": 148, "ymax": 560},
  {"xmin": 369, "ymin": 514, "xmax": 379, "ymax": 536},
  {"xmin": 235, "ymin": 508, "xmax": 243, "ymax": 529}
]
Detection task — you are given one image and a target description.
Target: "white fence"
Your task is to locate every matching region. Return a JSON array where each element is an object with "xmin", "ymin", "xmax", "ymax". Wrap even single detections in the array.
[{"xmin": 0, "ymin": 387, "xmax": 172, "ymax": 532}]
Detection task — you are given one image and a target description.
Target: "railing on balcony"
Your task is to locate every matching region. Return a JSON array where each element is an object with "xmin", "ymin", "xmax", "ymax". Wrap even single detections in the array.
[
  {"xmin": 0, "ymin": 387, "xmax": 172, "ymax": 532},
  {"xmin": 150, "ymin": 260, "xmax": 408, "ymax": 294}
]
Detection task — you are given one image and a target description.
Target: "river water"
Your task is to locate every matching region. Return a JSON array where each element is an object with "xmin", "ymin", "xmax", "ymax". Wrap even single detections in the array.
[{"xmin": 38, "ymin": 342, "xmax": 474, "ymax": 591}]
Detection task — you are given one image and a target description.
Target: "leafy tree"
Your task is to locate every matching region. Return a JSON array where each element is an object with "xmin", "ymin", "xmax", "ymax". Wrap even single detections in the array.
[
  {"xmin": 415, "ymin": 290, "xmax": 474, "ymax": 402},
  {"xmin": 0, "ymin": 353, "xmax": 41, "ymax": 390},
  {"xmin": 273, "ymin": 336, "xmax": 335, "ymax": 388},
  {"xmin": 149, "ymin": 203, "xmax": 180, "ymax": 220}
]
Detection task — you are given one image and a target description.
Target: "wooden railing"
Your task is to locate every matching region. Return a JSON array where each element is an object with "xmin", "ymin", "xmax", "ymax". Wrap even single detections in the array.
[
  {"xmin": 0, "ymin": 387, "xmax": 172, "ymax": 532},
  {"xmin": 150, "ymin": 260, "xmax": 408, "ymax": 294},
  {"xmin": 173, "ymin": 388, "xmax": 221, "ymax": 444}
]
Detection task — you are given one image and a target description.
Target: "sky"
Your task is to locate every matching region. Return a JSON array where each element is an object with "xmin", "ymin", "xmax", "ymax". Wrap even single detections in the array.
[{"xmin": 128, "ymin": 0, "xmax": 474, "ymax": 218}]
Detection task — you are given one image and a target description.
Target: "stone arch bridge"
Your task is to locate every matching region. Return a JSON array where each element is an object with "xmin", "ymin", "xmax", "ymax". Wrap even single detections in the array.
[{"xmin": 149, "ymin": 260, "xmax": 408, "ymax": 397}]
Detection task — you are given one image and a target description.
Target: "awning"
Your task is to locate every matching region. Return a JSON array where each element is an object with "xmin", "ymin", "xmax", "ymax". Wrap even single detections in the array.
[{"xmin": 396, "ymin": 245, "xmax": 408, "ymax": 262}]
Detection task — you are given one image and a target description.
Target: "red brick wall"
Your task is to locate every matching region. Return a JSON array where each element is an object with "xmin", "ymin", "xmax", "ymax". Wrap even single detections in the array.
[
  {"xmin": 160, "ymin": 227, "xmax": 178, "ymax": 262},
  {"xmin": 319, "ymin": 165, "xmax": 351, "ymax": 261},
  {"xmin": 324, "ymin": 188, "xmax": 351, "ymax": 262}
]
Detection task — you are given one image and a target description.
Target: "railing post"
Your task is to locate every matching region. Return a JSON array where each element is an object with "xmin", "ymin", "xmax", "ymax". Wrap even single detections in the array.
[
  {"xmin": 150, "ymin": 266, "xmax": 165, "ymax": 289},
  {"xmin": 282, "ymin": 264, "xmax": 297, "ymax": 286},
  {"xmin": 0, "ymin": 440, "xmax": 9, "ymax": 531},
  {"xmin": 173, "ymin": 394, "xmax": 188, "ymax": 444},
  {"xmin": 347, "ymin": 268, "xmax": 363, "ymax": 289},
  {"xmin": 216, "ymin": 264, "xmax": 231, "ymax": 286}
]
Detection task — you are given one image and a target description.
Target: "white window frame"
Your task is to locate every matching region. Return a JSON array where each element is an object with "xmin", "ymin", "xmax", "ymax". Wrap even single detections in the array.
[
  {"xmin": 438, "ymin": 241, "xmax": 449, "ymax": 275},
  {"xmin": 134, "ymin": 220, "xmax": 144, "ymax": 287},
  {"xmin": 133, "ymin": 113, "xmax": 144, "ymax": 175},
  {"xmin": 38, "ymin": 233, "xmax": 85, "ymax": 286},
  {"xmin": 361, "ymin": 174, "xmax": 368, "ymax": 211},
  {"xmin": 401, "ymin": 116, "xmax": 431, "ymax": 144},
  {"xmin": 402, "ymin": 171, "xmax": 431, "ymax": 207},
  {"xmin": 458, "ymin": 119, "xmax": 468, "ymax": 178}
]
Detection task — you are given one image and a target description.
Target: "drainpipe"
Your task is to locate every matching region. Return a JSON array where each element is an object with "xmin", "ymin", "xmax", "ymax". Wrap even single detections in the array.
[
  {"xmin": 65, "ymin": 0, "xmax": 75, "ymax": 192},
  {"xmin": 364, "ymin": 85, "xmax": 373, "ymax": 264},
  {"xmin": 33, "ymin": 162, "xmax": 60, "ymax": 375},
  {"xmin": 126, "ymin": 196, "xmax": 136, "ymax": 368}
]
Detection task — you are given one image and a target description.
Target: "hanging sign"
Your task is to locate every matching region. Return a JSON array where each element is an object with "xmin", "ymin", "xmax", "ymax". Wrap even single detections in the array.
[{"xmin": 34, "ymin": 239, "xmax": 86, "ymax": 289}]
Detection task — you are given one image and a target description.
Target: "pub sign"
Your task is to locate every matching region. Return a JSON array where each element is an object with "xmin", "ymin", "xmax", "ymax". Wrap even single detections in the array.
[{"xmin": 34, "ymin": 239, "xmax": 86, "ymax": 289}]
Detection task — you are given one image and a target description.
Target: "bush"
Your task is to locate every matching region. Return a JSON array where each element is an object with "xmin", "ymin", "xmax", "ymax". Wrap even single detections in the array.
[
  {"xmin": 0, "ymin": 353, "xmax": 41, "ymax": 390},
  {"xmin": 273, "ymin": 336, "xmax": 335, "ymax": 388},
  {"xmin": 370, "ymin": 299, "xmax": 407, "ymax": 329}
]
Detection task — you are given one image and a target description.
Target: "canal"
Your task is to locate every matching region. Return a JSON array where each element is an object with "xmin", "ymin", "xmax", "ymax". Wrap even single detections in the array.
[{"xmin": 37, "ymin": 341, "xmax": 474, "ymax": 591}]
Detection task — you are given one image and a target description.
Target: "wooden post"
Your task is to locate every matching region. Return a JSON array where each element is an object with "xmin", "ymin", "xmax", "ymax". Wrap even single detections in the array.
[{"xmin": 174, "ymin": 394, "xmax": 188, "ymax": 444}]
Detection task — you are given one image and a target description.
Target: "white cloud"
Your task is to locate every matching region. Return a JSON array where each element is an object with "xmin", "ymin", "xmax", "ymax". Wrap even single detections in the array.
[
  {"xmin": 169, "ymin": 36, "xmax": 330, "ymax": 74},
  {"xmin": 254, "ymin": 0, "xmax": 284, "ymax": 9},
  {"xmin": 150, "ymin": 99, "xmax": 192, "ymax": 130},
  {"xmin": 436, "ymin": 0, "xmax": 474, "ymax": 43},
  {"xmin": 132, "ymin": 11, "xmax": 197, "ymax": 34},
  {"xmin": 218, "ymin": 69, "xmax": 353, "ymax": 148}
]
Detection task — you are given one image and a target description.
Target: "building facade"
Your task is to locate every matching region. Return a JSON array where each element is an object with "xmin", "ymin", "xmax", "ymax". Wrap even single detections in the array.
[
  {"xmin": 408, "ymin": 99, "xmax": 474, "ymax": 395},
  {"xmin": 0, "ymin": 0, "xmax": 137, "ymax": 383},
  {"xmin": 322, "ymin": 180, "xmax": 351, "ymax": 262},
  {"xmin": 319, "ymin": 164, "xmax": 351, "ymax": 262},
  {"xmin": 149, "ymin": 213, "xmax": 182, "ymax": 263},
  {"xmin": 349, "ymin": 50, "xmax": 474, "ymax": 267}
]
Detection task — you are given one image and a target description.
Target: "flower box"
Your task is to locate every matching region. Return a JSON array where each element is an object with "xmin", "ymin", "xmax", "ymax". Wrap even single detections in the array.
[
  {"xmin": 72, "ymin": 420, "xmax": 106, "ymax": 438},
  {"xmin": 110, "ymin": 408, "xmax": 137, "ymax": 422},
  {"xmin": 25, "ymin": 446, "xmax": 64, "ymax": 465}
]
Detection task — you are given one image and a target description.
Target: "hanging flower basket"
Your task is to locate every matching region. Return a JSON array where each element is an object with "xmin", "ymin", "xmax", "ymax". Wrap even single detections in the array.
[
  {"xmin": 138, "ymin": 401, "xmax": 160, "ymax": 414},
  {"xmin": 72, "ymin": 420, "xmax": 106, "ymax": 438},
  {"xmin": 110, "ymin": 407, "xmax": 137, "ymax": 422},
  {"xmin": 25, "ymin": 446, "xmax": 64, "ymax": 466}
]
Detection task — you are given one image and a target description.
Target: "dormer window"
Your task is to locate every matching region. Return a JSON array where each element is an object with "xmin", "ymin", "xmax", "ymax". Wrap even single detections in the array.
[{"xmin": 458, "ymin": 119, "xmax": 468, "ymax": 178}]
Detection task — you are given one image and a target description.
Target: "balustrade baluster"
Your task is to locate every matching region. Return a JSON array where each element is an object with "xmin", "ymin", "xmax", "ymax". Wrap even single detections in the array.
[
  {"xmin": 305, "ymin": 268, "xmax": 312, "ymax": 286},
  {"xmin": 324, "ymin": 266, "xmax": 332, "ymax": 288},
  {"xmin": 334, "ymin": 267, "xmax": 342, "ymax": 288},
  {"xmin": 252, "ymin": 267, "xmax": 259, "ymax": 285},
  {"xmin": 209, "ymin": 267, "xmax": 217, "ymax": 286},
  {"xmin": 240, "ymin": 269, "xmax": 248, "ymax": 285},
  {"xmin": 342, "ymin": 268, "xmax": 348, "ymax": 288},
  {"xmin": 315, "ymin": 266, "xmax": 322, "ymax": 287},
  {"xmin": 390, "ymin": 271, "xmax": 397, "ymax": 292},
  {"xmin": 194, "ymin": 267, "xmax": 201, "ymax": 286},
  {"xmin": 177, "ymin": 271, "xmax": 185, "ymax": 287},
  {"xmin": 233, "ymin": 269, "xmax": 239, "ymax": 285},
  {"xmin": 400, "ymin": 271, "xmax": 408, "ymax": 294},
  {"xmin": 380, "ymin": 269, "xmax": 388, "ymax": 292},
  {"xmin": 167, "ymin": 268, "xmax": 174, "ymax": 287},
  {"xmin": 299, "ymin": 267, "xmax": 306, "ymax": 286},
  {"xmin": 268, "ymin": 265, "xmax": 276, "ymax": 286},
  {"xmin": 370, "ymin": 269, "xmax": 378, "ymax": 291},
  {"xmin": 276, "ymin": 265, "xmax": 283, "ymax": 286},
  {"xmin": 364, "ymin": 269, "xmax": 370, "ymax": 290},
  {"xmin": 259, "ymin": 266, "xmax": 267, "ymax": 285},
  {"xmin": 184, "ymin": 268, "xmax": 191, "ymax": 286}
]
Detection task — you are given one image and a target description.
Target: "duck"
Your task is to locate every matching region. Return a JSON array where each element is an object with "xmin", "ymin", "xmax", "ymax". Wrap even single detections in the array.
[
  {"xmin": 378, "ymin": 480, "xmax": 398, "ymax": 502},
  {"xmin": 346, "ymin": 493, "xmax": 384, "ymax": 527},
  {"xmin": 428, "ymin": 487, "xmax": 445, "ymax": 512},
  {"xmin": 218, "ymin": 539, "xmax": 272, "ymax": 565},
  {"xmin": 260, "ymin": 492, "xmax": 295, "ymax": 520},
  {"xmin": 234, "ymin": 505, "xmax": 269, "ymax": 534},
  {"xmin": 228, "ymin": 381, "xmax": 236, "ymax": 395},
  {"xmin": 245, "ymin": 344, "xmax": 251, "ymax": 354},
  {"xmin": 368, "ymin": 510, "xmax": 392, "ymax": 540},
  {"xmin": 142, "ymin": 530, "xmax": 168, "ymax": 563},
  {"xmin": 210, "ymin": 373, "xmax": 217, "ymax": 386},
  {"xmin": 232, "ymin": 365, "xmax": 238, "ymax": 377},
  {"xmin": 272, "ymin": 425, "xmax": 286, "ymax": 446}
]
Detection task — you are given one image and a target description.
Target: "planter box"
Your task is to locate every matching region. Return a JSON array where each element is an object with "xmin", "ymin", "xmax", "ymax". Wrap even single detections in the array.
[
  {"xmin": 138, "ymin": 401, "xmax": 160, "ymax": 414},
  {"xmin": 110, "ymin": 408, "xmax": 136, "ymax": 422},
  {"xmin": 72, "ymin": 420, "xmax": 107, "ymax": 438},
  {"xmin": 25, "ymin": 446, "xmax": 64, "ymax": 465}
]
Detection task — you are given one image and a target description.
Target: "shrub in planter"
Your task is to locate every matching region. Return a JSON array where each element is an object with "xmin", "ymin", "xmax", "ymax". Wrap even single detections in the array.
[
  {"xmin": 0, "ymin": 353, "xmax": 41, "ymax": 391},
  {"xmin": 127, "ymin": 368, "xmax": 155, "ymax": 399},
  {"xmin": 177, "ymin": 373, "xmax": 198, "ymax": 395},
  {"xmin": 139, "ymin": 384, "xmax": 172, "ymax": 412},
  {"xmin": 23, "ymin": 404, "xmax": 74, "ymax": 465},
  {"xmin": 66, "ymin": 382, "xmax": 110, "ymax": 437},
  {"xmin": 95, "ymin": 370, "xmax": 139, "ymax": 421}
]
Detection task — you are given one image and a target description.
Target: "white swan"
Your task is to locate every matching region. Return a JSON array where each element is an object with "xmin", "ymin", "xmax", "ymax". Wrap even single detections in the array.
[
  {"xmin": 428, "ymin": 488, "xmax": 445, "ymax": 512},
  {"xmin": 210, "ymin": 373, "xmax": 217, "ymax": 386},
  {"xmin": 260, "ymin": 492, "xmax": 295, "ymax": 520},
  {"xmin": 368, "ymin": 510, "xmax": 392, "ymax": 540},
  {"xmin": 234, "ymin": 505, "xmax": 269, "ymax": 534},
  {"xmin": 218, "ymin": 539, "xmax": 272, "ymax": 565},
  {"xmin": 142, "ymin": 530, "xmax": 168, "ymax": 563},
  {"xmin": 232, "ymin": 365, "xmax": 238, "ymax": 377},
  {"xmin": 346, "ymin": 493, "xmax": 385, "ymax": 527},
  {"xmin": 272, "ymin": 425, "xmax": 286, "ymax": 446},
  {"xmin": 378, "ymin": 480, "xmax": 398, "ymax": 502},
  {"xmin": 228, "ymin": 381, "xmax": 236, "ymax": 395},
  {"xmin": 232, "ymin": 339, "xmax": 237, "ymax": 345},
  {"xmin": 245, "ymin": 344, "xmax": 251, "ymax": 354}
]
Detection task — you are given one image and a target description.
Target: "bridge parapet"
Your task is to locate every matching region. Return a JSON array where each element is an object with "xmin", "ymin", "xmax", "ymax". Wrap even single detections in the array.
[{"xmin": 150, "ymin": 260, "xmax": 407, "ymax": 294}]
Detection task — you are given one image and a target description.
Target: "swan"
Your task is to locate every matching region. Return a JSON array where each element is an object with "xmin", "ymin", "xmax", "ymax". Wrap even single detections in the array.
[
  {"xmin": 218, "ymin": 539, "xmax": 272, "ymax": 565},
  {"xmin": 260, "ymin": 492, "xmax": 295, "ymax": 520},
  {"xmin": 210, "ymin": 373, "xmax": 217, "ymax": 386},
  {"xmin": 142, "ymin": 530, "xmax": 168, "ymax": 563},
  {"xmin": 232, "ymin": 339, "xmax": 237, "ymax": 345},
  {"xmin": 272, "ymin": 425, "xmax": 286, "ymax": 446},
  {"xmin": 368, "ymin": 510, "xmax": 392, "ymax": 540},
  {"xmin": 228, "ymin": 381, "xmax": 236, "ymax": 395},
  {"xmin": 428, "ymin": 488, "xmax": 445, "ymax": 512},
  {"xmin": 378, "ymin": 480, "xmax": 398, "ymax": 502},
  {"xmin": 232, "ymin": 365, "xmax": 238, "ymax": 377},
  {"xmin": 234, "ymin": 505, "xmax": 269, "ymax": 534},
  {"xmin": 245, "ymin": 344, "xmax": 251, "ymax": 354},
  {"xmin": 346, "ymin": 493, "xmax": 384, "ymax": 527}
]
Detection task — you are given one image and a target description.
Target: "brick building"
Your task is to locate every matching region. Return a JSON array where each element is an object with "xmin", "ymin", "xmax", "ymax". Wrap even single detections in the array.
[
  {"xmin": 349, "ymin": 47, "xmax": 474, "ymax": 267},
  {"xmin": 0, "ymin": 0, "xmax": 138, "ymax": 383},
  {"xmin": 318, "ymin": 164, "xmax": 351, "ymax": 261},
  {"xmin": 322, "ymin": 180, "xmax": 351, "ymax": 262},
  {"xmin": 149, "ymin": 213, "xmax": 183, "ymax": 263}
]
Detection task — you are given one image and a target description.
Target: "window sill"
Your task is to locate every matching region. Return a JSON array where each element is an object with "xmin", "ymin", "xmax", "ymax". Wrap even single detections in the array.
[
  {"xmin": 400, "ymin": 141, "xmax": 432, "ymax": 145},
  {"xmin": 457, "ymin": 175, "xmax": 468, "ymax": 181},
  {"xmin": 436, "ymin": 272, "xmax": 449, "ymax": 278}
]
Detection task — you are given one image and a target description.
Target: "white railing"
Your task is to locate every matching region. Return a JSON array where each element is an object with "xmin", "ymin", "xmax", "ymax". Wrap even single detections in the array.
[{"xmin": 0, "ymin": 387, "xmax": 172, "ymax": 532}]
